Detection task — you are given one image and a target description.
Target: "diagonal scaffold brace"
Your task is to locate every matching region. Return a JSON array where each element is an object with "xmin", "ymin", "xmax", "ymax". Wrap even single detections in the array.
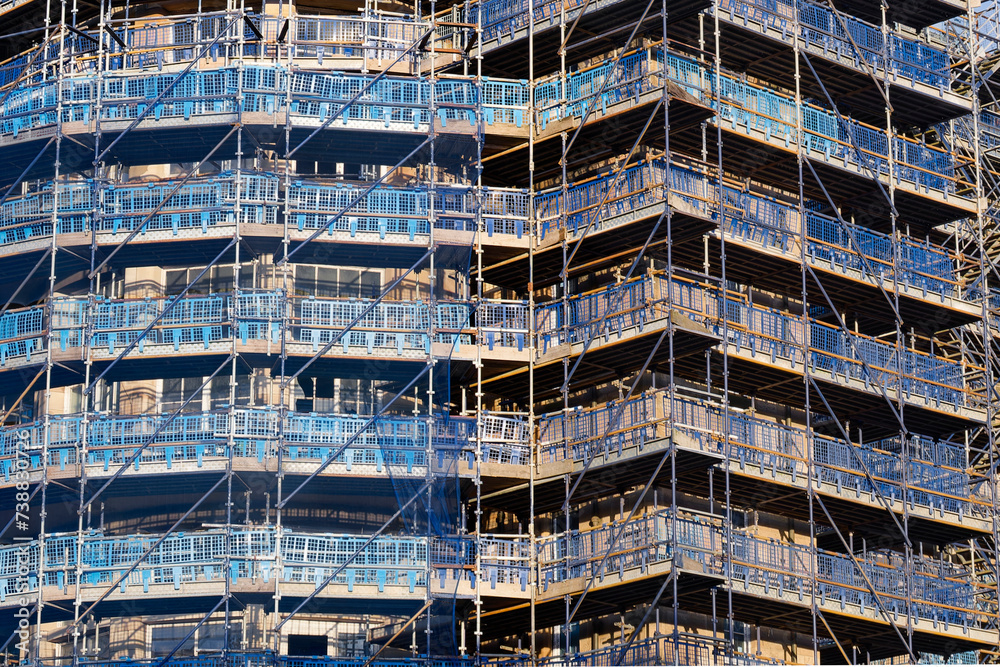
[
  {"xmin": 89, "ymin": 124, "xmax": 242, "ymax": 279},
  {"xmin": 286, "ymin": 28, "xmax": 434, "ymax": 159},
  {"xmin": 813, "ymin": 492, "xmax": 919, "ymax": 663},
  {"xmin": 279, "ymin": 244, "xmax": 437, "ymax": 390},
  {"xmin": 566, "ymin": 445, "xmax": 673, "ymax": 626},
  {"xmin": 156, "ymin": 596, "xmax": 228, "ymax": 667},
  {"xmin": 613, "ymin": 570, "xmax": 675, "ymax": 666},
  {"xmin": 279, "ymin": 139, "xmax": 433, "ymax": 267},
  {"xmin": 563, "ymin": 327, "xmax": 670, "ymax": 512}
]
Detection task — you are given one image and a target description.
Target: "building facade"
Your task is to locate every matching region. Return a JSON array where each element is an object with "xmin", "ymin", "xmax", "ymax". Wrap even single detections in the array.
[{"xmin": 0, "ymin": 0, "xmax": 998, "ymax": 663}]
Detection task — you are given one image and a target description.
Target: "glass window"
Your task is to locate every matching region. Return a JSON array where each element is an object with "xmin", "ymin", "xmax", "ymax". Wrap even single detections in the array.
[
  {"xmin": 166, "ymin": 270, "xmax": 188, "ymax": 295},
  {"xmin": 339, "ymin": 269, "xmax": 360, "ymax": 297},
  {"xmin": 333, "ymin": 631, "xmax": 366, "ymax": 658},
  {"xmin": 239, "ymin": 265, "xmax": 256, "ymax": 290},
  {"xmin": 214, "ymin": 265, "xmax": 235, "ymax": 293},
  {"xmin": 166, "ymin": 265, "xmax": 248, "ymax": 296},
  {"xmin": 339, "ymin": 378, "xmax": 360, "ymax": 414},
  {"xmin": 98, "ymin": 627, "xmax": 111, "ymax": 660},
  {"xmin": 151, "ymin": 625, "xmax": 195, "ymax": 658},
  {"xmin": 198, "ymin": 622, "xmax": 241, "ymax": 653},
  {"xmin": 65, "ymin": 385, "xmax": 83, "ymax": 414},
  {"xmin": 210, "ymin": 374, "xmax": 251, "ymax": 410},
  {"xmin": 162, "ymin": 377, "xmax": 204, "ymax": 413},
  {"xmin": 293, "ymin": 265, "xmax": 382, "ymax": 298},
  {"xmin": 190, "ymin": 267, "xmax": 212, "ymax": 294},
  {"xmin": 294, "ymin": 265, "xmax": 316, "ymax": 296},
  {"xmin": 315, "ymin": 267, "xmax": 338, "ymax": 298},
  {"xmin": 338, "ymin": 378, "xmax": 377, "ymax": 414},
  {"xmin": 360, "ymin": 271, "xmax": 380, "ymax": 298}
]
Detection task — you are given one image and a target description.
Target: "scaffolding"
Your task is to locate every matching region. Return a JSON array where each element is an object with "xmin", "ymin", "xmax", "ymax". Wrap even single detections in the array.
[{"xmin": 0, "ymin": 0, "xmax": 999, "ymax": 663}]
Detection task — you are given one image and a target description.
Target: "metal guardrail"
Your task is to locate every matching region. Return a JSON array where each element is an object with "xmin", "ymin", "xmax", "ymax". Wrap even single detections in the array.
[
  {"xmin": 0, "ymin": 10, "xmax": 430, "ymax": 85},
  {"xmin": 0, "ymin": 33, "xmax": 960, "ymax": 200},
  {"xmin": 534, "ymin": 157, "xmax": 966, "ymax": 304},
  {"xmin": 0, "ymin": 65, "xmax": 528, "ymax": 143},
  {"xmin": 0, "ymin": 291, "xmax": 532, "ymax": 368},
  {"xmin": 729, "ymin": 532, "xmax": 986, "ymax": 631},
  {"xmin": 528, "ymin": 506, "xmax": 987, "ymax": 630},
  {"xmin": 711, "ymin": 72, "xmax": 958, "ymax": 193},
  {"xmin": 528, "ymin": 41, "xmax": 956, "ymax": 199},
  {"xmin": 0, "ymin": 409, "xmax": 530, "ymax": 480},
  {"xmin": 0, "ymin": 0, "xmax": 32, "ymax": 17},
  {"xmin": 0, "ymin": 516, "xmax": 988, "ymax": 638},
  {"xmin": 0, "ymin": 172, "xmax": 529, "ymax": 249},
  {"xmin": 534, "ymin": 636, "xmax": 714, "ymax": 666},
  {"xmin": 536, "ymin": 387, "xmax": 983, "ymax": 519},
  {"xmin": 534, "ymin": 49, "xmax": 658, "ymax": 130},
  {"xmin": 22, "ymin": 648, "xmax": 805, "ymax": 667},
  {"xmin": 0, "ymin": 529, "xmax": 531, "ymax": 602},
  {"xmin": 0, "ymin": 280, "xmax": 975, "ymax": 410},
  {"xmin": 531, "ymin": 46, "xmax": 960, "ymax": 193},
  {"xmin": 460, "ymin": 0, "xmax": 610, "ymax": 44},
  {"xmin": 533, "ymin": 271, "xmax": 978, "ymax": 409},
  {"xmin": 464, "ymin": 0, "xmax": 955, "ymax": 102},
  {"xmin": 950, "ymin": 111, "xmax": 1000, "ymax": 151},
  {"xmin": 32, "ymin": 656, "xmax": 494, "ymax": 667},
  {"xmin": 537, "ymin": 511, "xmax": 717, "ymax": 588}
]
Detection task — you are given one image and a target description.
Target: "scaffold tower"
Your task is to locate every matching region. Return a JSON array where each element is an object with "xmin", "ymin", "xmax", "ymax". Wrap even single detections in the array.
[{"xmin": 2, "ymin": 0, "xmax": 1000, "ymax": 664}]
